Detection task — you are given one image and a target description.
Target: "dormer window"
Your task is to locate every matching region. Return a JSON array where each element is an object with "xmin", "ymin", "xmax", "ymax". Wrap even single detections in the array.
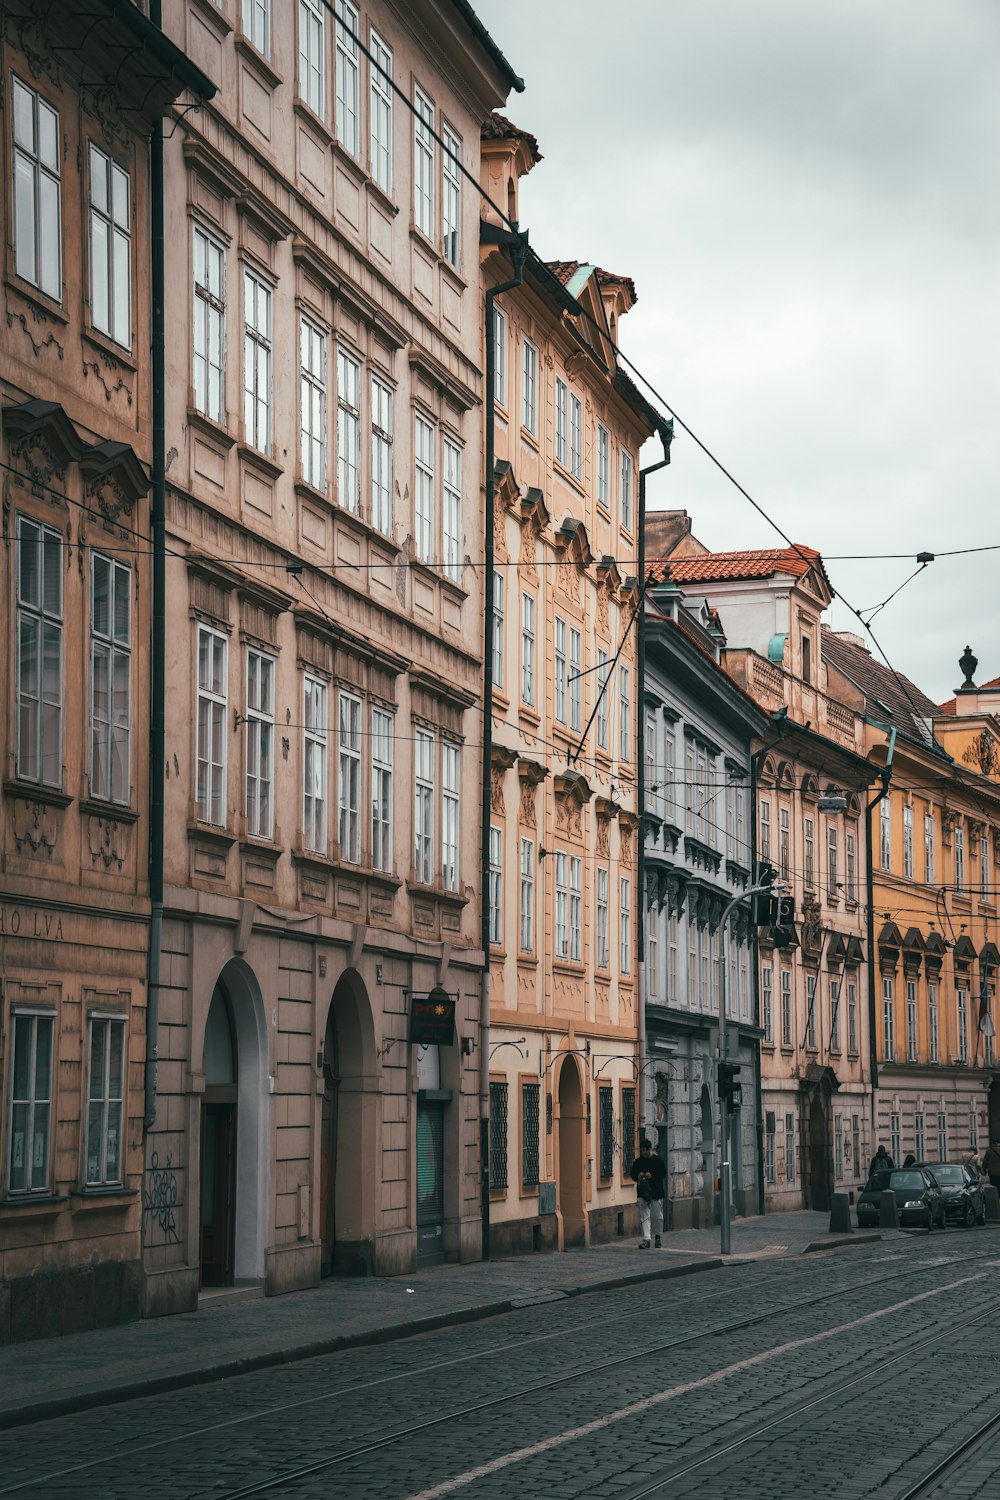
[{"xmin": 801, "ymin": 634, "xmax": 812, "ymax": 685}]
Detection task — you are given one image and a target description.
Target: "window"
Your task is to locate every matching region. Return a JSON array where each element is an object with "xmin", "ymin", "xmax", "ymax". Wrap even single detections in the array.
[
  {"xmin": 371, "ymin": 376, "xmax": 393, "ymax": 535},
  {"xmin": 442, "ymin": 742, "xmax": 460, "ymax": 891},
  {"xmin": 442, "ymin": 127, "xmax": 461, "ymax": 266},
  {"xmin": 555, "ymin": 852, "xmax": 568, "ymax": 960},
  {"xmin": 15, "ymin": 517, "xmax": 62, "ymax": 787},
  {"xmin": 196, "ymin": 626, "xmax": 227, "ymax": 825},
  {"xmin": 781, "ymin": 969, "xmax": 792, "ymax": 1047},
  {"xmin": 596, "ymin": 650, "xmax": 609, "ymax": 751},
  {"xmin": 970, "ymin": 1108, "xmax": 979, "ymax": 1153},
  {"xmin": 369, "ymin": 30, "xmax": 392, "ymax": 193},
  {"xmin": 883, "ymin": 977, "xmax": 895, "ymax": 1062},
  {"xmin": 299, "ymin": 0, "xmax": 325, "ymax": 115},
  {"xmin": 522, "ymin": 1082, "xmax": 540, "ymax": 1188},
  {"xmin": 554, "ymin": 617, "xmax": 567, "ymax": 723},
  {"xmin": 8, "ymin": 1013, "xmax": 54, "ymax": 1193},
  {"xmin": 956, "ymin": 826, "xmax": 966, "ymax": 892},
  {"xmin": 599, "ymin": 1086, "xmax": 614, "ymax": 1179},
  {"xmin": 569, "ymin": 855, "xmax": 582, "ymax": 961},
  {"xmin": 928, "ymin": 982, "xmax": 939, "ymax": 1063},
  {"xmin": 621, "ymin": 450, "xmax": 633, "ymax": 532},
  {"xmin": 303, "ymin": 674, "xmax": 328, "ymax": 854},
  {"xmin": 901, "ymin": 979, "xmax": 917, "ymax": 1062},
  {"xmin": 12, "ymin": 77, "xmax": 60, "ymax": 299},
  {"xmin": 848, "ymin": 981, "xmax": 858, "ymax": 1054},
  {"xmin": 903, "ymin": 805, "xmax": 914, "ymax": 879},
  {"xmin": 765, "ymin": 1114, "xmax": 776, "ymax": 1184},
  {"xmin": 492, "ymin": 571, "xmax": 505, "ymax": 690},
  {"xmin": 982, "ymin": 837, "xmax": 991, "ymax": 901},
  {"xmin": 852, "ymin": 1114, "xmax": 861, "ymax": 1178},
  {"xmin": 647, "ymin": 915, "xmax": 658, "ymax": 998},
  {"xmin": 569, "ymin": 628, "xmax": 582, "ymax": 733},
  {"xmin": 834, "ymin": 1115, "xmax": 843, "ymax": 1180},
  {"xmin": 830, "ymin": 979, "xmax": 841, "ymax": 1051},
  {"xmin": 762, "ymin": 965, "xmax": 773, "ymax": 1044},
  {"xmin": 597, "ymin": 425, "xmax": 610, "ymax": 508},
  {"xmin": 371, "ymin": 708, "xmax": 393, "ymax": 873},
  {"xmin": 337, "ymin": 692, "xmax": 361, "ymax": 862},
  {"xmin": 569, "ymin": 393, "xmax": 582, "ymax": 479},
  {"xmin": 521, "ymin": 339, "xmax": 538, "ymax": 434},
  {"xmin": 619, "ymin": 666, "xmax": 631, "ymax": 762},
  {"xmin": 779, "ymin": 807, "xmax": 790, "ymax": 881},
  {"xmin": 89, "ymin": 145, "xmax": 130, "ymax": 347},
  {"xmin": 785, "ymin": 1111, "xmax": 796, "ymax": 1183},
  {"xmin": 85, "ymin": 1016, "xmax": 125, "ymax": 1186},
  {"xmin": 335, "ymin": 0, "xmax": 360, "ymax": 156},
  {"xmin": 414, "ymin": 730, "xmax": 434, "ymax": 884},
  {"xmin": 246, "ymin": 649, "xmax": 274, "ymax": 839},
  {"xmin": 521, "ymin": 593, "xmax": 535, "ymax": 706},
  {"xmin": 193, "ymin": 226, "xmax": 225, "ymax": 423},
  {"xmin": 90, "ymin": 554, "xmax": 130, "ymax": 804},
  {"xmin": 443, "ymin": 438, "xmax": 463, "ymax": 583},
  {"xmin": 493, "ymin": 305, "xmax": 507, "ymax": 406},
  {"xmin": 805, "ymin": 973, "xmax": 817, "ymax": 1048},
  {"xmin": 413, "ymin": 86, "xmax": 434, "ymax": 238},
  {"xmin": 243, "ymin": 0, "xmax": 269, "ymax": 54},
  {"xmin": 622, "ymin": 1087, "xmax": 637, "ymax": 1171},
  {"xmin": 414, "ymin": 414, "xmax": 434, "ymax": 561},
  {"xmin": 801, "ymin": 634, "xmax": 812, "ymax": 685},
  {"xmin": 300, "ymin": 316, "xmax": 327, "ymax": 489},
  {"xmin": 489, "ymin": 1080, "xmax": 508, "ymax": 1190},
  {"xmin": 760, "ymin": 800, "xmax": 771, "ymax": 862},
  {"xmin": 890, "ymin": 1111, "xmax": 901, "ymax": 1165},
  {"xmin": 937, "ymin": 1111, "xmax": 947, "ymax": 1162},
  {"xmin": 336, "ymin": 350, "xmax": 360, "ymax": 514},
  {"xmin": 555, "ymin": 378, "xmax": 568, "ymax": 467},
  {"xmin": 846, "ymin": 830, "xmax": 857, "ymax": 901},
  {"xmin": 804, "ymin": 817, "xmax": 815, "ymax": 887},
  {"xmin": 915, "ymin": 1111, "xmax": 926, "ymax": 1161},
  {"xmin": 519, "ymin": 837, "xmax": 534, "ymax": 953},
  {"xmin": 243, "ymin": 270, "xmax": 272, "ymax": 453},
  {"xmin": 958, "ymin": 987, "xmax": 968, "ymax": 1063},
  {"xmin": 488, "ymin": 825, "xmax": 503, "ymax": 946},
  {"xmin": 667, "ymin": 913, "xmax": 678, "ymax": 1001},
  {"xmin": 827, "ymin": 825, "xmax": 838, "ymax": 897},
  {"xmin": 925, "ymin": 812, "xmax": 935, "ymax": 883},
  {"xmin": 620, "ymin": 877, "xmax": 631, "ymax": 975},
  {"xmin": 880, "ymin": 799, "xmax": 891, "ymax": 870}
]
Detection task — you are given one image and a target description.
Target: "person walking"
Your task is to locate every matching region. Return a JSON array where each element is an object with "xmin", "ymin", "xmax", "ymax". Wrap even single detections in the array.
[
  {"xmin": 630, "ymin": 1137, "xmax": 667, "ymax": 1248},
  {"xmin": 869, "ymin": 1144, "xmax": 894, "ymax": 1181},
  {"xmin": 982, "ymin": 1140, "xmax": 1000, "ymax": 1192}
]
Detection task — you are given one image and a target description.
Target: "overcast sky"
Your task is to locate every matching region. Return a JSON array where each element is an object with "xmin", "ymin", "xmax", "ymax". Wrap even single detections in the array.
[{"xmin": 475, "ymin": 0, "xmax": 1000, "ymax": 703}]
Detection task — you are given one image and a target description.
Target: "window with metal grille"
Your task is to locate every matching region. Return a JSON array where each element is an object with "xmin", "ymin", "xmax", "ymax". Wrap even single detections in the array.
[
  {"xmin": 522, "ymin": 1083, "xmax": 540, "ymax": 1187},
  {"xmin": 621, "ymin": 1087, "xmax": 636, "ymax": 1169},
  {"xmin": 599, "ymin": 1086, "xmax": 614, "ymax": 1179},
  {"xmin": 489, "ymin": 1081, "xmax": 508, "ymax": 1190}
]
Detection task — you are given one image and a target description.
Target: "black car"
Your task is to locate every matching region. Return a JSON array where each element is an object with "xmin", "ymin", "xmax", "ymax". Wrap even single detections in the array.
[
  {"xmin": 856, "ymin": 1169, "xmax": 892, "ymax": 1228},
  {"xmin": 886, "ymin": 1167, "xmax": 947, "ymax": 1229},
  {"xmin": 915, "ymin": 1161, "xmax": 985, "ymax": 1227}
]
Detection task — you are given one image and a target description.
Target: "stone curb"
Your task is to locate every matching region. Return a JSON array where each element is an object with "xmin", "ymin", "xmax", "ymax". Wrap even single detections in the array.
[{"xmin": 801, "ymin": 1233, "xmax": 883, "ymax": 1254}]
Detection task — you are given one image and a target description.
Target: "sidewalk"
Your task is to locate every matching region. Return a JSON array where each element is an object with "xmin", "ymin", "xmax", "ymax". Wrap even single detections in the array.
[{"xmin": 0, "ymin": 1211, "xmax": 875, "ymax": 1429}]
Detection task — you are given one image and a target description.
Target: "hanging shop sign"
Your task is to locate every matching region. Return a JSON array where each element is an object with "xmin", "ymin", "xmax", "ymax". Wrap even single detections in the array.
[{"xmin": 409, "ymin": 987, "xmax": 456, "ymax": 1046}]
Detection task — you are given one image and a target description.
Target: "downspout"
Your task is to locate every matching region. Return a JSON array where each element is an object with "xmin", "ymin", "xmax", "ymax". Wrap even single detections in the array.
[
  {"xmin": 749, "ymin": 711, "xmax": 787, "ymax": 1215},
  {"xmin": 480, "ymin": 228, "xmax": 528, "ymax": 1261},
  {"xmin": 636, "ymin": 431, "xmax": 672, "ymax": 1141},
  {"xmin": 865, "ymin": 721, "xmax": 897, "ymax": 1132}
]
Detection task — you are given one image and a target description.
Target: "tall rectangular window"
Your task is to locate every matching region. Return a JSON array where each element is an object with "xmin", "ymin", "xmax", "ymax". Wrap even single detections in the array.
[
  {"xmin": 443, "ymin": 438, "xmax": 462, "ymax": 582},
  {"xmin": 442, "ymin": 742, "xmax": 460, "ymax": 891},
  {"xmin": 246, "ymin": 649, "xmax": 275, "ymax": 840},
  {"xmin": 371, "ymin": 708, "xmax": 393, "ymax": 872},
  {"xmin": 958, "ymin": 987, "xmax": 969, "ymax": 1063},
  {"xmin": 982, "ymin": 837, "xmax": 991, "ymax": 901},
  {"xmin": 830, "ymin": 979, "xmax": 841, "ymax": 1051},
  {"xmin": 619, "ymin": 666, "xmax": 631, "ymax": 762},
  {"xmin": 493, "ymin": 305, "xmax": 507, "ymax": 406},
  {"xmin": 779, "ymin": 807, "xmax": 790, "ymax": 881},
  {"xmin": 338, "ymin": 692, "xmax": 361, "ymax": 862},
  {"xmin": 413, "ymin": 86, "xmax": 434, "ymax": 238},
  {"xmin": 521, "ymin": 593, "xmax": 535, "ymax": 706},
  {"xmin": 852, "ymin": 1114, "xmax": 861, "ymax": 1178},
  {"xmin": 337, "ymin": 349, "xmax": 360, "ymax": 514},
  {"xmin": 335, "ymin": 0, "xmax": 360, "ymax": 155},
  {"xmin": 85, "ymin": 1016, "xmax": 125, "ymax": 1186},
  {"xmin": 243, "ymin": 0, "xmax": 269, "ymax": 55},
  {"xmin": 299, "ymin": 0, "xmax": 325, "ymax": 115},
  {"xmin": 414, "ymin": 729, "xmax": 434, "ymax": 884},
  {"xmin": 555, "ymin": 852, "xmax": 568, "ymax": 959},
  {"xmin": 915, "ymin": 1111, "xmax": 925, "ymax": 1161},
  {"xmin": 522, "ymin": 1082, "xmax": 540, "ymax": 1187},
  {"xmin": 569, "ymin": 628, "xmax": 582, "ymax": 732},
  {"xmin": 303, "ymin": 673, "xmax": 328, "ymax": 854},
  {"xmin": 371, "ymin": 375, "xmax": 393, "ymax": 534},
  {"xmin": 442, "ymin": 127, "xmax": 461, "ymax": 266},
  {"xmin": 7, "ymin": 1013, "xmax": 54, "ymax": 1193},
  {"xmin": 300, "ymin": 315, "xmax": 327, "ymax": 489},
  {"xmin": 15, "ymin": 516, "xmax": 62, "ymax": 787},
  {"xmin": 804, "ymin": 816, "xmax": 815, "ymax": 887},
  {"xmin": 880, "ymin": 799, "xmax": 891, "ymax": 870},
  {"xmin": 369, "ymin": 30, "xmax": 392, "ymax": 193},
  {"xmin": 906, "ymin": 980, "xmax": 918, "ymax": 1062},
  {"xmin": 193, "ymin": 226, "xmax": 225, "ymax": 423},
  {"xmin": 890, "ymin": 1111, "xmax": 901, "ymax": 1165},
  {"xmin": 196, "ymin": 626, "xmax": 227, "ymax": 825},
  {"xmin": 569, "ymin": 855, "xmax": 582, "ymax": 961},
  {"xmin": 621, "ymin": 450, "xmax": 633, "ymax": 531},
  {"xmin": 937, "ymin": 1111, "xmax": 947, "ymax": 1162},
  {"xmin": 970, "ymin": 1108, "xmax": 979, "ymax": 1152},
  {"xmin": 521, "ymin": 339, "xmax": 537, "ymax": 434},
  {"xmin": 846, "ymin": 830, "xmax": 857, "ymax": 900},
  {"xmin": 925, "ymin": 812, "xmax": 935, "ymax": 883},
  {"xmin": 555, "ymin": 377, "xmax": 568, "ymax": 467},
  {"xmin": 849, "ymin": 983, "xmax": 860, "ymax": 1053},
  {"xmin": 620, "ymin": 877, "xmax": 631, "ymax": 975},
  {"xmin": 89, "ymin": 145, "xmax": 130, "ymax": 347},
  {"xmin": 762, "ymin": 965, "xmax": 773, "ymax": 1044},
  {"xmin": 489, "ymin": 1080, "xmax": 508, "ymax": 1191},
  {"xmin": 596, "ymin": 650, "xmax": 609, "ymax": 751},
  {"xmin": 489, "ymin": 825, "xmax": 503, "ymax": 945},
  {"xmin": 569, "ymin": 393, "xmax": 582, "ymax": 479},
  {"xmin": 12, "ymin": 77, "xmax": 61, "ymax": 299},
  {"xmin": 760, "ymin": 800, "xmax": 771, "ymax": 861},
  {"xmin": 781, "ymin": 969, "xmax": 792, "ymax": 1047},
  {"xmin": 956, "ymin": 826, "xmax": 966, "ymax": 892},
  {"xmin": 827, "ymin": 825, "xmax": 839, "ymax": 897},
  {"xmin": 597, "ymin": 425, "xmax": 610, "ymax": 508},
  {"xmin": 90, "ymin": 553, "xmax": 130, "ymax": 804},
  {"xmin": 492, "ymin": 570, "xmax": 505, "ymax": 690},
  {"xmin": 599, "ymin": 1086, "xmax": 614, "ymax": 1179},
  {"xmin": 785, "ymin": 1112, "xmax": 795, "ymax": 1183},
  {"xmin": 834, "ymin": 1115, "xmax": 844, "ymax": 1180},
  {"xmin": 519, "ymin": 837, "xmax": 534, "ymax": 953},
  {"xmin": 883, "ymin": 977, "xmax": 895, "ymax": 1062},
  {"xmin": 554, "ymin": 617, "xmax": 567, "ymax": 723},
  {"xmin": 765, "ymin": 1114, "xmax": 776, "ymax": 1183},
  {"xmin": 928, "ymin": 981, "xmax": 939, "ymax": 1063},
  {"xmin": 903, "ymin": 805, "xmax": 914, "ymax": 878},
  {"xmin": 414, "ymin": 414, "xmax": 434, "ymax": 561},
  {"xmin": 243, "ymin": 270, "xmax": 272, "ymax": 453},
  {"xmin": 805, "ymin": 972, "xmax": 817, "ymax": 1048}
]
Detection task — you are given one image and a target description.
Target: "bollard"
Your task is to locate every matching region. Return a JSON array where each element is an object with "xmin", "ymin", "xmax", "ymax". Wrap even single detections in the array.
[
  {"xmin": 879, "ymin": 1189, "xmax": 899, "ymax": 1229},
  {"xmin": 829, "ymin": 1192, "xmax": 853, "ymax": 1234},
  {"xmin": 984, "ymin": 1185, "xmax": 1000, "ymax": 1222}
]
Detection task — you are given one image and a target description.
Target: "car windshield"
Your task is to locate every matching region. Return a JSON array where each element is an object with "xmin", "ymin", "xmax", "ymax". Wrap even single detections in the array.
[
  {"xmin": 889, "ymin": 1171, "xmax": 925, "ymax": 1190},
  {"xmin": 929, "ymin": 1166, "xmax": 964, "ymax": 1185}
]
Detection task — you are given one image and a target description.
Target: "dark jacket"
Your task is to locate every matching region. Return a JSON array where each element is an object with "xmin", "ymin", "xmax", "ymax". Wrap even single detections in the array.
[{"xmin": 630, "ymin": 1151, "xmax": 667, "ymax": 1201}]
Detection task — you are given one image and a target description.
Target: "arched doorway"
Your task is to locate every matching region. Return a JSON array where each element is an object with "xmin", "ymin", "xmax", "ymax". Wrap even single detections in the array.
[
  {"xmin": 320, "ymin": 968, "xmax": 375, "ymax": 1275},
  {"xmin": 807, "ymin": 1088, "xmax": 833, "ymax": 1211},
  {"xmin": 557, "ymin": 1057, "xmax": 586, "ymax": 1248},
  {"xmin": 200, "ymin": 984, "xmax": 236, "ymax": 1287}
]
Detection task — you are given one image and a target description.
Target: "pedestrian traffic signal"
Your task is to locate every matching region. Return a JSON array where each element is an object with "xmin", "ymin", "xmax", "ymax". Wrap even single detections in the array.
[
  {"xmin": 718, "ymin": 1060, "xmax": 742, "ymax": 1110},
  {"xmin": 753, "ymin": 861, "xmax": 777, "ymax": 924},
  {"xmin": 771, "ymin": 893, "xmax": 795, "ymax": 949}
]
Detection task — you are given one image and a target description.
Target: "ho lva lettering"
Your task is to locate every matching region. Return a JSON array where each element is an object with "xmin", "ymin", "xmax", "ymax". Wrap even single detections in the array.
[{"xmin": 0, "ymin": 906, "xmax": 64, "ymax": 940}]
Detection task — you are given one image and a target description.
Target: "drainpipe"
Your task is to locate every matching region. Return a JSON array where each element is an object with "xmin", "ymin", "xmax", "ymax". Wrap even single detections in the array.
[
  {"xmin": 749, "ymin": 711, "xmax": 787, "ymax": 1215},
  {"xmin": 865, "ymin": 722, "xmax": 897, "ymax": 1132},
  {"xmin": 480, "ymin": 229, "xmax": 528, "ymax": 1261},
  {"xmin": 636, "ymin": 433, "xmax": 672, "ymax": 1141}
]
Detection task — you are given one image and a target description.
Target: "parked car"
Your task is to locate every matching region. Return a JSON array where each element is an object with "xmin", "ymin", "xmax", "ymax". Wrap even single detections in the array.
[
  {"xmin": 915, "ymin": 1161, "xmax": 985, "ymax": 1227},
  {"xmin": 856, "ymin": 1169, "xmax": 892, "ymax": 1228},
  {"xmin": 886, "ymin": 1167, "xmax": 947, "ymax": 1229}
]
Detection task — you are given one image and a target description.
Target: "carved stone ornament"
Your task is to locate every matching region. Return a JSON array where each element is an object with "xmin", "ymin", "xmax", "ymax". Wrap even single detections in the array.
[
  {"xmin": 620, "ymin": 828, "xmax": 633, "ymax": 866},
  {"xmin": 490, "ymin": 767, "xmax": 505, "ymax": 816},
  {"xmin": 12, "ymin": 798, "xmax": 57, "ymax": 858},
  {"xmin": 800, "ymin": 895, "xmax": 824, "ymax": 957},
  {"xmin": 963, "ymin": 731, "xmax": 999, "ymax": 778},
  {"xmin": 596, "ymin": 820, "xmax": 609, "ymax": 857},
  {"xmin": 519, "ymin": 777, "xmax": 537, "ymax": 828},
  {"xmin": 89, "ymin": 816, "xmax": 125, "ymax": 871}
]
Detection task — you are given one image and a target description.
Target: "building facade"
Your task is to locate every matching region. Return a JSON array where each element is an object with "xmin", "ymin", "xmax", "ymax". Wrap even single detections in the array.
[
  {"xmin": 481, "ymin": 120, "xmax": 662, "ymax": 1252},
  {"xmin": 147, "ymin": 0, "xmax": 521, "ymax": 1314},
  {"xmin": 641, "ymin": 576, "xmax": 769, "ymax": 1228},
  {"xmin": 0, "ymin": 4, "xmax": 210, "ymax": 1341}
]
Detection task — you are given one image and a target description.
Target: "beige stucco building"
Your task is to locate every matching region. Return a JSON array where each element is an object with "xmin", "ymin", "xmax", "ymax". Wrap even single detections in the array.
[{"xmin": 480, "ymin": 119, "xmax": 664, "ymax": 1252}]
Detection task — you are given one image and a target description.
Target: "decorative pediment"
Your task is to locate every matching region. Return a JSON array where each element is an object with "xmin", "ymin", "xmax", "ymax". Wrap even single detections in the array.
[
  {"xmin": 80, "ymin": 439, "xmax": 150, "ymax": 531},
  {"xmin": 494, "ymin": 460, "xmax": 521, "ymax": 513},
  {"xmin": 825, "ymin": 932, "xmax": 848, "ymax": 968},
  {"xmin": 3, "ymin": 399, "xmax": 80, "ymax": 491},
  {"xmin": 902, "ymin": 927, "xmax": 925, "ymax": 952},
  {"xmin": 924, "ymin": 930, "xmax": 947, "ymax": 973},
  {"xmin": 518, "ymin": 486, "xmax": 549, "ymax": 531},
  {"xmin": 553, "ymin": 770, "xmax": 592, "ymax": 807},
  {"xmin": 953, "ymin": 934, "xmax": 977, "ymax": 963},
  {"xmin": 594, "ymin": 795, "xmax": 620, "ymax": 824},
  {"xmin": 844, "ymin": 935, "xmax": 865, "ymax": 967},
  {"xmin": 596, "ymin": 554, "xmax": 623, "ymax": 594},
  {"xmin": 801, "ymin": 772, "xmax": 820, "ymax": 803},
  {"xmin": 492, "ymin": 742, "xmax": 519, "ymax": 772},
  {"xmin": 980, "ymin": 941, "xmax": 1000, "ymax": 968},
  {"xmin": 776, "ymin": 760, "xmax": 796, "ymax": 790},
  {"xmin": 878, "ymin": 921, "xmax": 903, "ymax": 950},
  {"xmin": 554, "ymin": 516, "xmax": 594, "ymax": 568}
]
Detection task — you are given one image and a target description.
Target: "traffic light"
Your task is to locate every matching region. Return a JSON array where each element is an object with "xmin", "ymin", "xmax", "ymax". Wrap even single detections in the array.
[
  {"xmin": 753, "ymin": 861, "xmax": 777, "ymax": 925},
  {"xmin": 772, "ymin": 894, "xmax": 795, "ymax": 949},
  {"xmin": 718, "ymin": 1060, "xmax": 742, "ymax": 1110}
]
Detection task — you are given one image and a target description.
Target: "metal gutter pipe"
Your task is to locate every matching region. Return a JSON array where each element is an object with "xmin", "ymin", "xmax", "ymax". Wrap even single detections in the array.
[
  {"xmin": 749, "ymin": 712, "xmax": 787, "ymax": 1215},
  {"xmin": 864, "ymin": 722, "xmax": 896, "ymax": 1130}
]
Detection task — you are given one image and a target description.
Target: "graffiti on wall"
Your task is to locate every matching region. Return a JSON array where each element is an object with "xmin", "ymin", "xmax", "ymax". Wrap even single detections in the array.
[{"xmin": 142, "ymin": 1151, "xmax": 180, "ymax": 1246}]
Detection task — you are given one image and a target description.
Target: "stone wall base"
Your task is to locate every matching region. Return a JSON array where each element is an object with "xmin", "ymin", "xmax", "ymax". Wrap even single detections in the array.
[
  {"xmin": 143, "ymin": 1264, "xmax": 199, "ymax": 1320},
  {"xmin": 265, "ymin": 1242, "xmax": 320, "ymax": 1297},
  {"xmin": 2, "ymin": 1259, "xmax": 143, "ymax": 1345},
  {"xmin": 488, "ymin": 1212, "xmax": 558, "ymax": 1258},
  {"xmin": 588, "ymin": 1201, "xmax": 640, "ymax": 1244},
  {"xmin": 373, "ymin": 1228, "xmax": 418, "ymax": 1277},
  {"xmin": 669, "ymin": 1194, "xmax": 704, "ymax": 1230}
]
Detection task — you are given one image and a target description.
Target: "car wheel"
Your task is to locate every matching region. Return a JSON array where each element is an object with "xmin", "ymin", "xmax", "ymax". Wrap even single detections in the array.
[{"xmin": 963, "ymin": 1203, "xmax": 976, "ymax": 1229}]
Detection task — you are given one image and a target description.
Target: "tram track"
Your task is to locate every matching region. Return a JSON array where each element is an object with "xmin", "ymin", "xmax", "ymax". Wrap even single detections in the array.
[{"xmin": 891, "ymin": 1409, "xmax": 1000, "ymax": 1500}]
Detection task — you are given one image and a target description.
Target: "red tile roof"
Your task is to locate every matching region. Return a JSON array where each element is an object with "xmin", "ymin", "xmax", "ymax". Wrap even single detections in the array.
[
  {"xmin": 481, "ymin": 112, "xmax": 541, "ymax": 163},
  {"xmin": 545, "ymin": 261, "xmax": 638, "ymax": 306},
  {"xmin": 648, "ymin": 544, "xmax": 826, "ymax": 587},
  {"xmin": 939, "ymin": 673, "xmax": 1000, "ymax": 715}
]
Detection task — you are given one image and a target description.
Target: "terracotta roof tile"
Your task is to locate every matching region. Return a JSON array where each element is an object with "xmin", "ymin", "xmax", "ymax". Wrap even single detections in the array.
[
  {"xmin": 820, "ymin": 626, "xmax": 941, "ymax": 749},
  {"xmin": 648, "ymin": 544, "xmax": 825, "ymax": 587},
  {"xmin": 481, "ymin": 111, "xmax": 541, "ymax": 163},
  {"xmin": 545, "ymin": 261, "xmax": 638, "ymax": 305},
  {"xmin": 939, "ymin": 673, "xmax": 1000, "ymax": 715}
]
